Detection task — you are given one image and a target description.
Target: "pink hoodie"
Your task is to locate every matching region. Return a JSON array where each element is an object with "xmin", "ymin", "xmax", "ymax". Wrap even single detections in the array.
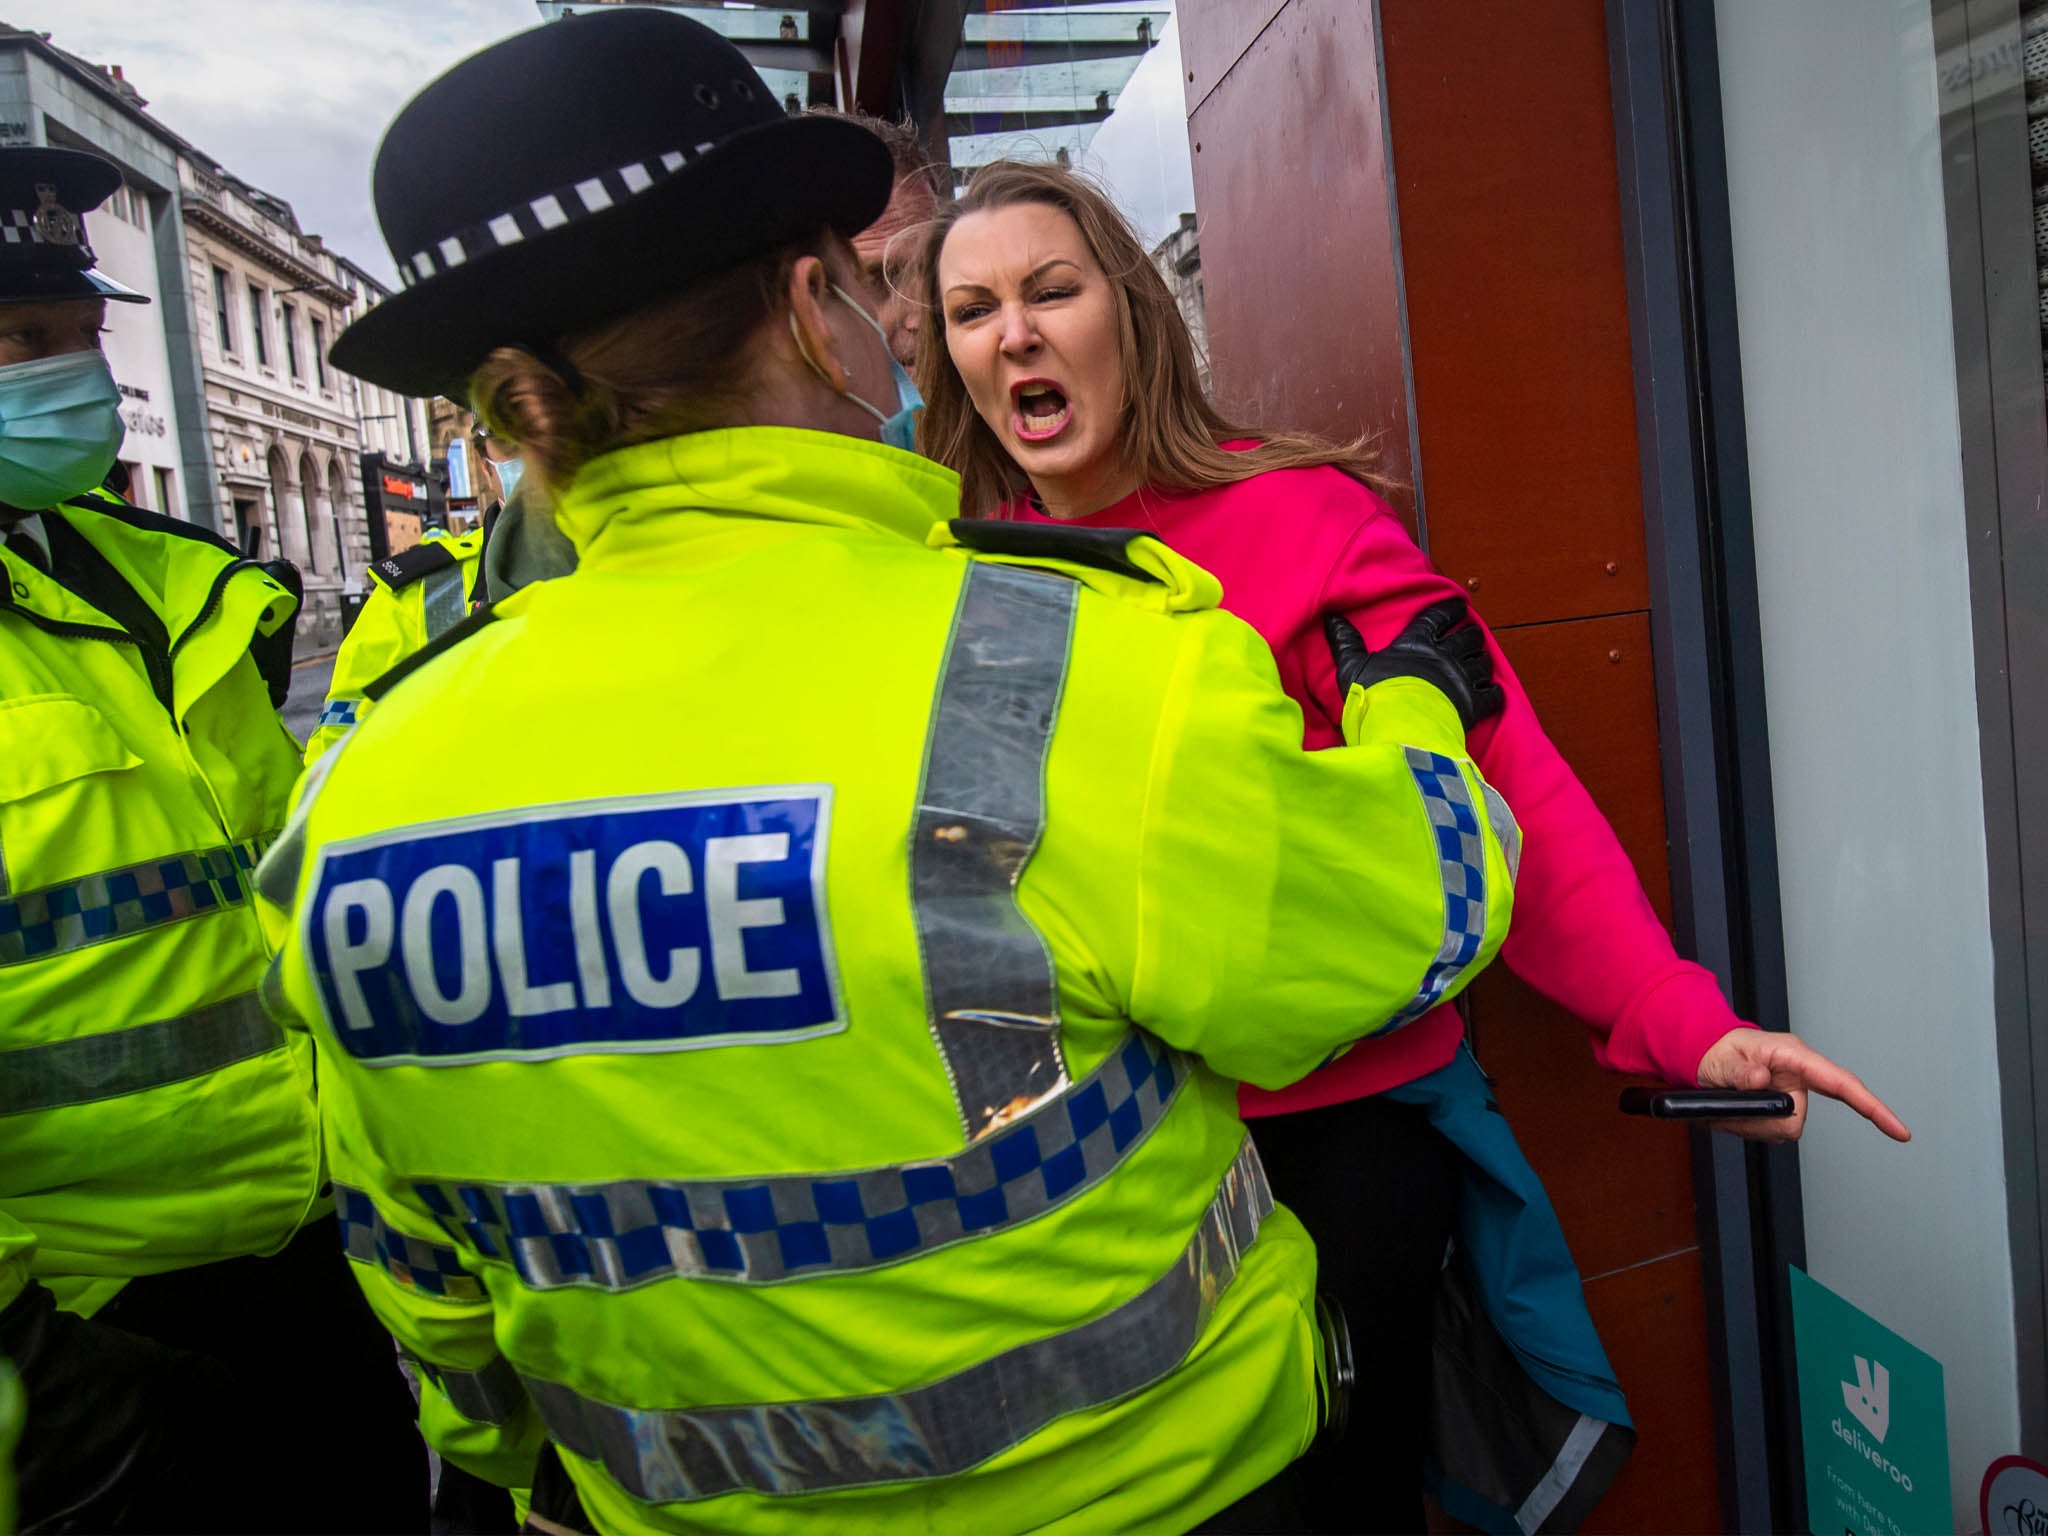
[{"xmin": 1013, "ymin": 459, "xmax": 1749, "ymax": 1117}]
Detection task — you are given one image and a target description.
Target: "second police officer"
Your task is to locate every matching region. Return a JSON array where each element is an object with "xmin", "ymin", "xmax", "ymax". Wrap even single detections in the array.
[
  {"xmin": 0, "ymin": 147, "xmax": 423, "ymax": 1531},
  {"xmin": 270, "ymin": 11, "xmax": 1521, "ymax": 1533}
]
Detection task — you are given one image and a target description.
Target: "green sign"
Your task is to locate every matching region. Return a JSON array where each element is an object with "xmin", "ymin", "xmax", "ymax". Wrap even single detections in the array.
[{"xmin": 1790, "ymin": 1265, "xmax": 1952, "ymax": 1535}]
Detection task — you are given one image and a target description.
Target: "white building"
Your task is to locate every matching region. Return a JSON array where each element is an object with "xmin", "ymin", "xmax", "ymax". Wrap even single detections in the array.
[
  {"xmin": 0, "ymin": 27, "xmax": 210, "ymax": 521},
  {"xmin": 179, "ymin": 155, "xmax": 427, "ymax": 646}
]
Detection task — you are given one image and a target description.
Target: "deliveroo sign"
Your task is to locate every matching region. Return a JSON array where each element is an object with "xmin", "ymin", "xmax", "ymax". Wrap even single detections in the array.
[{"xmin": 1790, "ymin": 1266, "xmax": 1952, "ymax": 1535}]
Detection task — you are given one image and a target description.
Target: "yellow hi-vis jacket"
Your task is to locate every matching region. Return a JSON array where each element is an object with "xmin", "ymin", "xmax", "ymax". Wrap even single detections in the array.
[
  {"xmin": 0, "ymin": 489, "xmax": 315, "ymax": 1317},
  {"xmin": 260, "ymin": 428, "xmax": 1518, "ymax": 1535},
  {"xmin": 305, "ymin": 525, "xmax": 487, "ymax": 762}
]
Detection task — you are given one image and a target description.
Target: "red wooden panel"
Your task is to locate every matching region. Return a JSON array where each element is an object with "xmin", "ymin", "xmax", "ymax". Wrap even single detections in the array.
[
  {"xmin": 1495, "ymin": 611, "xmax": 1672, "ymax": 923},
  {"xmin": 1581, "ymin": 1252, "xmax": 1721, "ymax": 1531},
  {"xmin": 1471, "ymin": 614, "xmax": 1692, "ymax": 1277},
  {"xmin": 1378, "ymin": 0, "xmax": 1649, "ymax": 626},
  {"xmin": 1178, "ymin": 0, "xmax": 1289, "ymax": 113},
  {"xmin": 1186, "ymin": 0, "xmax": 1415, "ymax": 510}
]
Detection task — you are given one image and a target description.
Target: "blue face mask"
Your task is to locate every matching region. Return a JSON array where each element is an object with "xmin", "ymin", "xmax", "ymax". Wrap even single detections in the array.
[
  {"xmin": 495, "ymin": 456, "xmax": 524, "ymax": 501},
  {"xmin": 795, "ymin": 285, "xmax": 925, "ymax": 454},
  {"xmin": 0, "ymin": 349, "xmax": 125, "ymax": 511}
]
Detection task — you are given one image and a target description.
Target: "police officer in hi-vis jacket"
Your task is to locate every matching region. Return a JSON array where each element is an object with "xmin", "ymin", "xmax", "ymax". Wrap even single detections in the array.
[
  {"xmin": 0, "ymin": 146, "xmax": 423, "ymax": 1532},
  {"xmin": 264, "ymin": 12, "xmax": 1520, "ymax": 1533}
]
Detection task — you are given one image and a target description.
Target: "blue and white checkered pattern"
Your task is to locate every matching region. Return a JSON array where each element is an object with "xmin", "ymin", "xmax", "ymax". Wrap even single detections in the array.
[
  {"xmin": 0, "ymin": 838, "xmax": 268, "ymax": 968},
  {"xmin": 1387, "ymin": 748, "xmax": 1490, "ymax": 1031},
  {"xmin": 417, "ymin": 1030, "xmax": 1186, "ymax": 1291},
  {"xmin": 316, "ymin": 699, "xmax": 358, "ymax": 729},
  {"xmin": 336, "ymin": 1183, "xmax": 484, "ymax": 1300}
]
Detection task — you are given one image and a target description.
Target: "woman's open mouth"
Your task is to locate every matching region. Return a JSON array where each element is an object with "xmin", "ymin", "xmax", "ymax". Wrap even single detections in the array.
[{"xmin": 1010, "ymin": 380, "xmax": 1072, "ymax": 444}]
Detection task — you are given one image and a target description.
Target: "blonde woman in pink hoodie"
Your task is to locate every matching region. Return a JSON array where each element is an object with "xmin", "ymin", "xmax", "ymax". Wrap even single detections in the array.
[{"xmin": 912, "ymin": 160, "xmax": 1908, "ymax": 1533}]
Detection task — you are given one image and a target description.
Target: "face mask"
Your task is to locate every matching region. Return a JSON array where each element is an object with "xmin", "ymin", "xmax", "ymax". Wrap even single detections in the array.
[
  {"xmin": 495, "ymin": 457, "xmax": 524, "ymax": 501},
  {"xmin": 0, "ymin": 349, "xmax": 125, "ymax": 511},
  {"xmin": 791, "ymin": 284, "xmax": 925, "ymax": 454}
]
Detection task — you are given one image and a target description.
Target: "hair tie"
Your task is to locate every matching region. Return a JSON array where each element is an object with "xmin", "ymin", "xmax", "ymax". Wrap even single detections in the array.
[{"xmin": 515, "ymin": 340, "xmax": 587, "ymax": 399}]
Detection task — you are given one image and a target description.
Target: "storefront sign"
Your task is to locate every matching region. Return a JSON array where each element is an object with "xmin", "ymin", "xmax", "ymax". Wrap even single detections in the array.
[
  {"xmin": 1790, "ymin": 1266, "xmax": 1951, "ymax": 1536},
  {"xmin": 1983, "ymin": 1456, "xmax": 2048, "ymax": 1535}
]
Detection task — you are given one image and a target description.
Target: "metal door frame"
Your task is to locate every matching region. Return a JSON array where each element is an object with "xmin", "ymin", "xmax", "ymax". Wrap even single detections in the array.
[{"xmin": 1609, "ymin": 0, "xmax": 2048, "ymax": 1526}]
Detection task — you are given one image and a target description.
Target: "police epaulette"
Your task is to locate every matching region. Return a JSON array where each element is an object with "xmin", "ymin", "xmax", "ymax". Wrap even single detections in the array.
[
  {"xmin": 369, "ymin": 539, "xmax": 460, "ymax": 591},
  {"xmin": 945, "ymin": 518, "xmax": 1163, "ymax": 584},
  {"xmin": 362, "ymin": 602, "xmax": 499, "ymax": 702}
]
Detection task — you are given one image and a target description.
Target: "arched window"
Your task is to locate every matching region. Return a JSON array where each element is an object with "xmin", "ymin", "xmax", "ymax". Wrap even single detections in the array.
[
  {"xmin": 298, "ymin": 451, "xmax": 332, "ymax": 574},
  {"xmin": 319, "ymin": 455, "xmax": 348, "ymax": 576},
  {"xmin": 265, "ymin": 445, "xmax": 306, "ymax": 566}
]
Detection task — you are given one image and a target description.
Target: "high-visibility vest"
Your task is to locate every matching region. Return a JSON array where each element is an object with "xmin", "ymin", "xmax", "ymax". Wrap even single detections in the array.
[
  {"xmin": 305, "ymin": 524, "xmax": 487, "ymax": 763},
  {"xmin": 0, "ymin": 489, "xmax": 316, "ymax": 1317},
  {"xmin": 261, "ymin": 427, "xmax": 1517, "ymax": 1534}
]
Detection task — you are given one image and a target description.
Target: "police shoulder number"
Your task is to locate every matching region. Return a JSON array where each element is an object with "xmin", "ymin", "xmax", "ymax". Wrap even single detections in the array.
[{"xmin": 304, "ymin": 788, "xmax": 844, "ymax": 1064}]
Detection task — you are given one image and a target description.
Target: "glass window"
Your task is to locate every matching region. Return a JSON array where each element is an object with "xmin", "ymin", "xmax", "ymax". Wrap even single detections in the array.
[
  {"xmin": 153, "ymin": 466, "xmax": 176, "ymax": 520},
  {"xmin": 282, "ymin": 302, "xmax": 301, "ymax": 379},
  {"xmin": 247, "ymin": 283, "xmax": 270, "ymax": 367},
  {"xmin": 311, "ymin": 316, "xmax": 328, "ymax": 388},
  {"xmin": 211, "ymin": 266, "xmax": 233, "ymax": 353}
]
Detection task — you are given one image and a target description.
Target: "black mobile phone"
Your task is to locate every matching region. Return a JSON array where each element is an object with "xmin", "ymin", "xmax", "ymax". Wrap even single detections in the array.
[{"xmin": 1617, "ymin": 1087, "xmax": 1795, "ymax": 1120}]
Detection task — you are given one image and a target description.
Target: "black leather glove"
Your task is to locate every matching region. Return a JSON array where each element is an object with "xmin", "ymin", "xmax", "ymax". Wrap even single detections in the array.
[{"xmin": 1324, "ymin": 598, "xmax": 1505, "ymax": 731}]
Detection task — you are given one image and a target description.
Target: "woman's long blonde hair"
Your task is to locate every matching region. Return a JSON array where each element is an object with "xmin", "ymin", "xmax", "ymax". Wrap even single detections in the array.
[{"xmin": 911, "ymin": 159, "xmax": 1383, "ymax": 516}]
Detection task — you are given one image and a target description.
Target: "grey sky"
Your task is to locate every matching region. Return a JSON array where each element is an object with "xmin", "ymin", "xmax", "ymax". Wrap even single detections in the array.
[
  {"xmin": 5, "ymin": 0, "xmax": 542, "ymax": 285},
  {"xmin": 6, "ymin": 1, "xmax": 1195, "ymax": 283}
]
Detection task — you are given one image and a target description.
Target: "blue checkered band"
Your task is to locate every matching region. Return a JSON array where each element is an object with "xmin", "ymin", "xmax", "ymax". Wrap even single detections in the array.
[
  {"xmin": 0, "ymin": 837, "xmax": 271, "ymax": 968},
  {"xmin": 336, "ymin": 1183, "xmax": 484, "ymax": 1301},
  {"xmin": 418, "ymin": 1029, "xmax": 1185, "ymax": 1291},
  {"xmin": 913, "ymin": 562, "xmax": 1079, "ymax": 1143},
  {"xmin": 1388, "ymin": 748, "xmax": 1490, "ymax": 1030},
  {"xmin": 406, "ymin": 1352, "xmax": 528, "ymax": 1425},
  {"xmin": 398, "ymin": 146, "xmax": 712, "ymax": 288},
  {"xmin": 316, "ymin": 699, "xmax": 358, "ymax": 729},
  {"xmin": 521, "ymin": 1137, "xmax": 1273, "ymax": 1504}
]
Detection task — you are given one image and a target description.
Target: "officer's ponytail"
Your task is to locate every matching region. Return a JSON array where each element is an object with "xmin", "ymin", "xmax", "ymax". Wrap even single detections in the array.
[{"xmin": 471, "ymin": 228, "xmax": 848, "ymax": 493}]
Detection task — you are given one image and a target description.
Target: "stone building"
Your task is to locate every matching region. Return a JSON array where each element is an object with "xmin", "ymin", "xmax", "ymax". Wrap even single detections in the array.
[
  {"xmin": 1150, "ymin": 212, "xmax": 1207, "ymax": 399},
  {"xmin": 0, "ymin": 24, "xmax": 432, "ymax": 649},
  {"xmin": 0, "ymin": 26, "xmax": 211, "ymax": 520},
  {"xmin": 179, "ymin": 155, "xmax": 427, "ymax": 646}
]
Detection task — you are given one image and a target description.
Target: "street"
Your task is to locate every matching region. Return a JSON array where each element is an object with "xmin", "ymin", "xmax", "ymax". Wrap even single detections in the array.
[{"xmin": 282, "ymin": 650, "xmax": 337, "ymax": 746}]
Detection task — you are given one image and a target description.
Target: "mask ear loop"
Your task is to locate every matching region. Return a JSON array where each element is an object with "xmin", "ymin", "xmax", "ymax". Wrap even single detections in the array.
[{"xmin": 789, "ymin": 306, "xmax": 888, "ymax": 427}]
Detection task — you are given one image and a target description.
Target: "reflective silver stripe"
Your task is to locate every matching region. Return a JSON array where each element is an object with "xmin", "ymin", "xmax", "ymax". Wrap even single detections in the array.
[
  {"xmin": 410, "ymin": 1352, "xmax": 529, "ymax": 1426},
  {"xmin": 1386, "ymin": 748, "xmax": 1492, "ymax": 1031},
  {"xmin": 418, "ymin": 1030, "xmax": 1186, "ymax": 1290},
  {"xmin": 1481, "ymin": 781, "xmax": 1522, "ymax": 884},
  {"xmin": 523, "ymin": 1137, "xmax": 1273, "ymax": 1504},
  {"xmin": 0, "ymin": 837, "xmax": 270, "ymax": 968},
  {"xmin": 913, "ymin": 562, "xmax": 1077, "ymax": 1142},
  {"xmin": 1515, "ymin": 1413, "xmax": 1607, "ymax": 1533},
  {"xmin": 335, "ymin": 1183, "xmax": 485, "ymax": 1301},
  {"xmin": 0, "ymin": 991, "xmax": 281, "ymax": 1116},
  {"xmin": 421, "ymin": 563, "xmax": 467, "ymax": 641}
]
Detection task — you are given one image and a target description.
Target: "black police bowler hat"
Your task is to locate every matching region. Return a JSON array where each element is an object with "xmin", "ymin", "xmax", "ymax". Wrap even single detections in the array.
[
  {"xmin": 0, "ymin": 147, "xmax": 148, "ymax": 307},
  {"xmin": 331, "ymin": 9, "xmax": 893, "ymax": 398}
]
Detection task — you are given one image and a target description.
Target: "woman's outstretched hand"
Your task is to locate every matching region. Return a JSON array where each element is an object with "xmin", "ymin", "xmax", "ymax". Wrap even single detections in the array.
[{"xmin": 1694, "ymin": 1028, "xmax": 1911, "ymax": 1143}]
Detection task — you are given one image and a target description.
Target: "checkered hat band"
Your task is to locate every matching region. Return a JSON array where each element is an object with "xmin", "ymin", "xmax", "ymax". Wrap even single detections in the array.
[
  {"xmin": 0, "ymin": 836, "xmax": 272, "ymax": 968},
  {"xmin": 398, "ymin": 145, "xmax": 713, "ymax": 288},
  {"xmin": 1385, "ymin": 747, "xmax": 1492, "ymax": 1032},
  {"xmin": 415, "ymin": 1028, "xmax": 1187, "ymax": 1292}
]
